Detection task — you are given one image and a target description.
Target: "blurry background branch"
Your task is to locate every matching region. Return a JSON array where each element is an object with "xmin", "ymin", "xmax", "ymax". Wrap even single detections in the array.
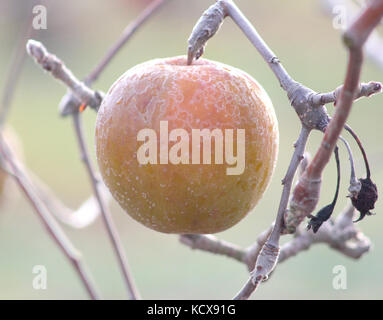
[
  {"xmin": 0, "ymin": 1, "xmax": 37, "ymax": 130},
  {"xmin": 24, "ymin": 0, "xmax": 172, "ymax": 300},
  {"xmin": 31, "ymin": 171, "xmax": 111, "ymax": 228},
  {"xmin": 0, "ymin": 137, "xmax": 101, "ymax": 299},
  {"xmin": 85, "ymin": 0, "xmax": 169, "ymax": 84},
  {"xmin": 1, "ymin": 0, "xmax": 171, "ymax": 300},
  {"xmin": 0, "ymin": 1, "xmax": 102, "ymax": 299}
]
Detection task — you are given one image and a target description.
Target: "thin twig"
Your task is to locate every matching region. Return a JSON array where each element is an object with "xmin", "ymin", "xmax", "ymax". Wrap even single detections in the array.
[
  {"xmin": 277, "ymin": 127, "xmax": 311, "ymax": 235},
  {"xmin": 234, "ymin": 278, "xmax": 259, "ymax": 300},
  {"xmin": 310, "ymin": 81, "xmax": 382, "ymax": 106},
  {"xmin": 72, "ymin": 112, "xmax": 140, "ymax": 300},
  {"xmin": 85, "ymin": 0, "xmax": 169, "ymax": 84},
  {"xmin": 180, "ymin": 234, "xmax": 245, "ymax": 263},
  {"xmin": 60, "ymin": 0, "xmax": 169, "ymax": 115},
  {"xmin": 26, "ymin": 40, "xmax": 103, "ymax": 112},
  {"xmin": 338, "ymin": 135, "xmax": 361, "ymax": 196},
  {"xmin": 181, "ymin": 204, "xmax": 369, "ymax": 297},
  {"xmin": 235, "ymin": 126, "xmax": 310, "ymax": 296},
  {"xmin": 0, "ymin": 136, "xmax": 101, "ymax": 299},
  {"xmin": 217, "ymin": 0, "xmax": 296, "ymax": 92},
  {"xmin": 344, "ymin": 123, "xmax": 371, "ymax": 178}
]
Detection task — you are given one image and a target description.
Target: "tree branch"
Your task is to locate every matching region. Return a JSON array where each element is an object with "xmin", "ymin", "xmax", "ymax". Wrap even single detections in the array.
[
  {"xmin": 310, "ymin": 81, "xmax": 382, "ymax": 106},
  {"xmin": 236, "ymin": 204, "xmax": 369, "ymax": 299},
  {"xmin": 287, "ymin": 0, "xmax": 383, "ymax": 234},
  {"xmin": 183, "ymin": 0, "xmax": 382, "ymax": 300},
  {"xmin": 26, "ymin": 40, "xmax": 103, "ymax": 112},
  {"xmin": 181, "ymin": 204, "xmax": 369, "ymax": 300},
  {"xmin": 180, "ymin": 234, "xmax": 246, "ymax": 263}
]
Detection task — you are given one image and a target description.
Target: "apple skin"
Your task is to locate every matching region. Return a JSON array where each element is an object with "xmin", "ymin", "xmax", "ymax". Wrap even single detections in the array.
[{"xmin": 95, "ymin": 56, "xmax": 279, "ymax": 234}]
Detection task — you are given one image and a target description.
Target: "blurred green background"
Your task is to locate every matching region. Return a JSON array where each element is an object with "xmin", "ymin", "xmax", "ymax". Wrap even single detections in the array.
[{"xmin": 0, "ymin": 0, "xmax": 382, "ymax": 299}]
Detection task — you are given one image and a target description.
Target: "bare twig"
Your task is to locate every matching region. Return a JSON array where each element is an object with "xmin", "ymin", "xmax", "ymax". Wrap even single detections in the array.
[
  {"xmin": 72, "ymin": 112, "xmax": 140, "ymax": 300},
  {"xmin": 180, "ymin": 234, "xmax": 246, "ymax": 263},
  {"xmin": 180, "ymin": 224, "xmax": 273, "ymax": 271},
  {"xmin": 310, "ymin": 81, "xmax": 382, "ymax": 106},
  {"xmin": 338, "ymin": 135, "xmax": 361, "ymax": 197},
  {"xmin": 344, "ymin": 123, "xmax": 372, "ymax": 178},
  {"xmin": 26, "ymin": 40, "xmax": 104, "ymax": 112},
  {"xmin": 234, "ymin": 278, "xmax": 260, "ymax": 300},
  {"xmin": 181, "ymin": 205, "xmax": 370, "ymax": 264},
  {"xmin": 60, "ymin": 0, "xmax": 170, "ymax": 116},
  {"xmin": 243, "ymin": 225, "xmax": 274, "ymax": 271},
  {"xmin": 182, "ymin": 204, "xmax": 369, "ymax": 300},
  {"xmin": 85, "ymin": 0, "xmax": 169, "ymax": 84},
  {"xmin": 0, "ymin": 136, "xmax": 101, "ymax": 299}
]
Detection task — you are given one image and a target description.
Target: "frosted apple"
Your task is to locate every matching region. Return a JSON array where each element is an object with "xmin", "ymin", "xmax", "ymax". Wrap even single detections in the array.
[{"xmin": 95, "ymin": 56, "xmax": 278, "ymax": 234}]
